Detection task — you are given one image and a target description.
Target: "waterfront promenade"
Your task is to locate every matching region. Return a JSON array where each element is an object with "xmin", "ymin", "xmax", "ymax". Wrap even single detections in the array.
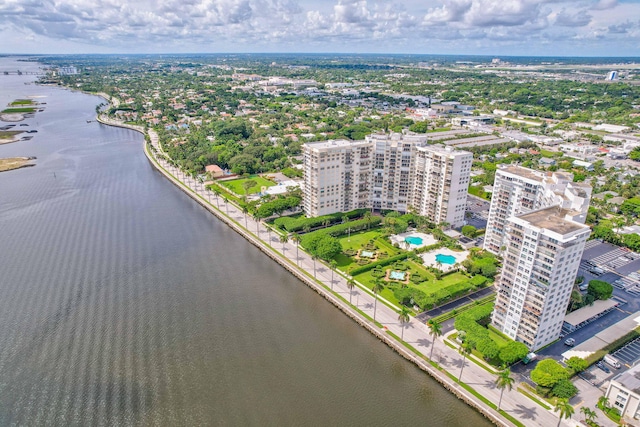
[{"xmin": 97, "ymin": 115, "xmax": 579, "ymax": 427}]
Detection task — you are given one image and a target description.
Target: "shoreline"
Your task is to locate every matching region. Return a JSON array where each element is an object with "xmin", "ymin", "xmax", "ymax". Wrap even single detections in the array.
[
  {"xmin": 0, "ymin": 156, "xmax": 36, "ymax": 172},
  {"xmin": 96, "ymin": 113, "xmax": 514, "ymax": 427}
]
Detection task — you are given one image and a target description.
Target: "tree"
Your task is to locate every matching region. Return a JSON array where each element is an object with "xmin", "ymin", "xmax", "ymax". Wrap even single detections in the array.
[
  {"xmin": 311, "ymin": 254, "xmax": 318, "ymax": 278},
  {"xmin": 580, "ymin": 406, "xmax": 597, "ymax": 424},
  {"xmin": 241, "ymin": 204, "xmax": 249, "ymax": 229},
  {"xmin": 565, "ymin": 356, "xmax": 588, "ymax": 374},
  {"xmin": 598, "ymin": 396, "xmax": 610, "ymax": 410},
  {"xmin": 398, "ymin": 306, "xmax": 411, "ymax": 341},
  {"xmin": 461, "ymin": 225, "xmax": 477, "ymax": 238},
  {"xmin": 330, "ymin": 260, "xmax": 337, "ymax": 290},
  {"xmin": 587, "ymin": 280, "xmax": 613, "ymax": 300},
  {"xmin": 499, "ymin": 341, "xmax": 529, "ymax": 365},
  {"xmin": 495, "ymin": 368, "xmax": 515, "ymax": 411},
  {"xmin": 280, "ymin": 233, "xmax": 289, "ymax": 253},
  {"xmin": 554, "ymin": 399, "xmax": 574, "ymax": 427},
  {"xmin": 458, "ymin": 342, "xmax": 473, "ymax": 382},
  {"xmin": 311, "ymin": 235, "xmax": 342, "ymax": 261},
  {"xmin": 531, "ymin": 359, "xmax": 570, "ymax": 388},
  {"xmin": 347, "ymin": 278, "xmax": 356, "ymax": 305},
  {"xmin": 253, "ymin": 211, "xmax": 263, "ymax": 235},
  {"xmin": 291, "ymin": 233, "xmax": 301, "ymax": 265},
  {"xmin": 364, "ymin": 211, "xmax": 372, "ymax": 229},
  {"xmin": 428, "ymin": 320, "xmax": 442, "ymax": 360},
  {"xmin": 552, "ymin": 379, "xmax": 578, "ymax": 399},
  {"xmin": 372, "ymin": 281, "xmax": 384, "ymax": 321}
]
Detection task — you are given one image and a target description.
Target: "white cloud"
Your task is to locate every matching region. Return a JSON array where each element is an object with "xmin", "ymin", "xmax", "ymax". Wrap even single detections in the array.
[{"xmin": 0, "ymin": 0, "xmax": 637, "ymax": 55}]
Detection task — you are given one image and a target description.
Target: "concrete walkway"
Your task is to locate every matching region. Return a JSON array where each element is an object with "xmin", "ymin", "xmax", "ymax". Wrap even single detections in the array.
[{"xmin": 101, "ymin": 115, "xmax": 580, "ymax": 427}]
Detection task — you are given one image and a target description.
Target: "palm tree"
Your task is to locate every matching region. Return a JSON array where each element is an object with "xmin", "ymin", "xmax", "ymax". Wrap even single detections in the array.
[
  {"xmin": 212, "ymin": 186, "xmax": 221, "ymax": 208},
  {"xmin": 372, "ymin": 281, "xmax": 383, "ymax": 321},
  {"xmin": 223, "ymin": 197, "xmax": 229, "ymax": 215},
  {"xmin": 280, "ymin": 233, "xmax": 289, "ymax": 253},
  {"xmin": 427, "ymin": 320, "xmax": 442, "ymax": 360},
  {"xmin": 554, "ymin": 399, "xmax": 574, "ymax": 427},
  {"xmin": 303, "ymin": 224, "xmax": 311, "ymax": 234},
  {"xmin": 580, "ymin": 406, "xmax": 597, "ymax": 424},
  {"xmin": 495, "ymin": 368, "xmax": 515, "ymax": 411},
  {"xmin": 330, "ymin": 260, "xmax": 337, "ymax": 290},
  {"xmin": 311, "ymin": 254, "xmax": 318, "ymax": 278},
  {"xmin": 323, "ymin": 219, "xmax": 331, "ymax": 229},
  {"xmin": 251, "ymin": 212, "xmax": 261, "ymax": 234},
  {"xmin": 598, "ymin": 396, "xmax": 610, "ymax": 410},
  {"xmin": 291, "ymin": 233, "xmax": 301, "ymax": 265},
  {"xmin": 458, "ymin": 342, "xmax": 472, "ymax": 382},
  {"xmin": 241, "ymin": 179, "xmax": 256, "ymax": 200},
  {"xmin": 241, "ymin": 205, "xmax": 249, "ymax": 229},
  {"xmin": 398, "ymin": 306, "xmax": 411, "ymax": 341},
  {"xmin": 347, "ymin": 278, "xmax": 355, "ymax": 305},
  {"xmin": 342, "ymin": 215, "xmax": 348, "ymax": 224},
  {"xmin": 364, "ymin": 211, "xmax": 372, "ymax": 229}
]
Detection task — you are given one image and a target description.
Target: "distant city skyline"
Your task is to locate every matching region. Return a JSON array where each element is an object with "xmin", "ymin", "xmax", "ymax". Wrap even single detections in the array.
[{"xmin": 1, "ymin": 0, "xmax": 639, "ymax": 56}]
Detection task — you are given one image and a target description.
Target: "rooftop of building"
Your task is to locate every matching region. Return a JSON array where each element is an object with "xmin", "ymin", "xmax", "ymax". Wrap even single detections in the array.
[
  {"xmin": 304, "ymin": 139, "xmax": 369, "ymax": 150},
  {"xmin": 498, "ymin": 165, "xmax": 544, "ymax": 182},
  {"xmin": 416, "ymin": 144, "xmax": 472, "ymax": 157},
  {"xmin": 613, "ymin": 363, "xmax": 640, "ymax": 393},
  {"xmin": 516, "ymin": 206, "xmax": 589, "ymax": 235}
]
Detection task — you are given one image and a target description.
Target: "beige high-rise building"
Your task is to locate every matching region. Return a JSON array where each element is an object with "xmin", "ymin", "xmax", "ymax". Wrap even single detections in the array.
[
  {"xmin": 491, "ymin": 206, "xmax": 591, "ymax": 350},
  {"xmin": 302, "ymin": 133, "xmax": 472, "ymax": 227},
  {"xmin": 484, "ymin": 166, "xmax": 591, "ymax": 255}
]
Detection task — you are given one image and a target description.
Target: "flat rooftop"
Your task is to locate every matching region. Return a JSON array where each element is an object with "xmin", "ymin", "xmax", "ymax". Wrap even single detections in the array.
[
  {"xmin": 304, "ymin": 139, "xmax": 368, "ymax": 150},
  {"xmin": 564, "ymin": 299, "xmax": 619, "ymax": 327},
  {"xmin": 499, "ymin": 165, "xmax": 544, "ymax": 182},
  {"xmin": 517, "ymin": 206, "xmax": 589, "ymax": 235},
  {"xmin": 613, "ymin": 363, "xmax": 640, "ymax": 393}
]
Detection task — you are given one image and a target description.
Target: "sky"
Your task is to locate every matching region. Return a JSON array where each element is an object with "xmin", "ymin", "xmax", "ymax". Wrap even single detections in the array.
[{"xmin": 1, "ymin": 0, "xmax": 639, "ymax": 56}]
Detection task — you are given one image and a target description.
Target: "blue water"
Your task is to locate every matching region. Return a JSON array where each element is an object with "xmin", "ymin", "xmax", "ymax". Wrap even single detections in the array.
[
  {"xmin": 436, "ymin": 254, "xmax": 457, "ymax": 265},
  {"xmin": 404, "ymin": 236, "xmax": 423, "ymax": 245}
]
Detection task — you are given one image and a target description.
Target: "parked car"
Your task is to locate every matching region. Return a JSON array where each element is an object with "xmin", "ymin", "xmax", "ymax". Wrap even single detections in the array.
[
  {"xmin": 596, "ymin": 361, "xmax": 611, "ymax": 374},
  {"xmin": 564, "ymin": 338, "xmax": 575, "ymax": 346}
]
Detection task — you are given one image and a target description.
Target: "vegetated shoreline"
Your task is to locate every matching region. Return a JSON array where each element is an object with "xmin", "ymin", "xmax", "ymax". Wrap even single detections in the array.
[
  {"xmin": 0, "ymin": 156, "xmax": 36, "ymax": 172},
  {"xmin": 95, "ymin": 112, "xmax": 511, "ymax": 427}
]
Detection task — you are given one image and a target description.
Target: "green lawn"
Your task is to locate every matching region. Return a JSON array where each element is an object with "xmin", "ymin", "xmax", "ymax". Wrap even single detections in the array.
[
  {"xmin": 221, "ymin": 176, "xmax": 275, "ymax": 195},
  {"xmin": 10, "ymin": 99, "xmax": 35, "ymax": 106},
  {"xmin": 353, "ymin": 259, "xmax": 470, "ymax": 307},
  {"xmin": 1, "ymin": 107, "xmax": 36, "ymax": 113}
]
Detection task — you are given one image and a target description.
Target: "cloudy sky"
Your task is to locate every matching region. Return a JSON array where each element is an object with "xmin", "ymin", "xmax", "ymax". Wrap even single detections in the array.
[{"xmin": 1, "ymin": 0, "xmax": 639, "ymax": 56}]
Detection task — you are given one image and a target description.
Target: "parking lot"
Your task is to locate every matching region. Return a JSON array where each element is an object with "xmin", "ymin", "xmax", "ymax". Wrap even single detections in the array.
[{"xmin": 612, "ymin": 337, "xmax": 640, "ymax": 368}]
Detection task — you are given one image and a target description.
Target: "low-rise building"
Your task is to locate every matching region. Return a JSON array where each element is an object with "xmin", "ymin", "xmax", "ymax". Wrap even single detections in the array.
[{"xmin": 606, "ymin": 363, "xmax": 640, "ymax": 423}]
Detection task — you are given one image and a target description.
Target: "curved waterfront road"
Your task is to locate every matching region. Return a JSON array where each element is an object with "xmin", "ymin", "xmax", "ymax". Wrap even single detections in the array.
[{"xmin": 100, "ymin": 115, "xmax": 580, "ymax": 427}]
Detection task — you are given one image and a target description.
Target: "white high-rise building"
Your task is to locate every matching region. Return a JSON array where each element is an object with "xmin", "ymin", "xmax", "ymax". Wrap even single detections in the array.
[
  {"xmin": 412, "ymin": 145, "xmax": 472, "ymax": 227},
  {"xmin": 491, "ymin": 206, "xmax": 591, "ymax": 350},
  {"xmin": 302, "ymin": 133, "xmax": 473, "ymax": 226},
  {"xmin": 302, "ymin": 139, "xmax": 372, "ymax": 217},
  {"xmin": 484, "ymin": 166, "xmax": 591, "ymax": 255}
]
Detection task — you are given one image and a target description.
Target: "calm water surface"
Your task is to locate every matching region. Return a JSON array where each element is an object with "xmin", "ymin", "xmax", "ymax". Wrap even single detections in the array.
[{"xmin": 0, "ymin": 57, "xmax": 491, "ymax": 426}]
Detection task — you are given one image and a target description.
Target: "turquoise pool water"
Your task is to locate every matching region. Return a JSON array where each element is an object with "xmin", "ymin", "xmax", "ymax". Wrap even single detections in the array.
[
  {"xmin": 436, "ymin": 254, "xmax": 456, "ymax": 265},
  {"xmin": 389, "ymin": 271, "xmax": 406, "ymax": 281},
  {"xmin": 361, "ymin": 250, "xmax": 375, "ymax": 258},
  {"xmin": 405, "ymin": 236, "xmax": 423, "ymax": 245}
]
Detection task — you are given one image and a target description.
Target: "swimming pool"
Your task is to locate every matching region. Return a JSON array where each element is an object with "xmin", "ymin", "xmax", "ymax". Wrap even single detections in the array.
[
  {"xmin": 360, "ymin": 250, "xmax": 375, "ymax": 258},
  {"xmin": 435, "ymin": 254, "xmax": 456, "ymax": 265},
  {"xmin": 405, "ymin": 236, "xmax": 423, "ymax": 245},
  {"xmin": 389, "ymin": 271, "xmax": 406, "ymax": 281}
]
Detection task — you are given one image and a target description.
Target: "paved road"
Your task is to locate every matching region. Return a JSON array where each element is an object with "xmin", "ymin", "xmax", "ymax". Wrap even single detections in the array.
[{"xmin": 138, "ymin": 129, "xmax": 579, "ymax": 427}]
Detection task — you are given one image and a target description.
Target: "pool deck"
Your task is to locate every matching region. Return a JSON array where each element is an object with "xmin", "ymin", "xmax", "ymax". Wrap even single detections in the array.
[
  {"xmin": 390, "ymin": 231, "xmax": 437, "ymax": 250},
  {"xmin": 421, "ymin": 248, "xmax": 469, "ymax": 272}
]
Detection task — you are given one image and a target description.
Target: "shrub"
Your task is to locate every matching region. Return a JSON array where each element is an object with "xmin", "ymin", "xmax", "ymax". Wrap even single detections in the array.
[
  {"xmin": 530, "ymin": 359, "xmax": 570, "ymax": 388},
  {"xmin": 588, "ymin": 280, "xmax": 613, "ymax": 300},
  {"xmin": 499, "ymin": 341, "xmax": 529, "ymax": 365},
  {"xmin": 551, "ymin": 379, "xmax": 578, "ymax": 399}
]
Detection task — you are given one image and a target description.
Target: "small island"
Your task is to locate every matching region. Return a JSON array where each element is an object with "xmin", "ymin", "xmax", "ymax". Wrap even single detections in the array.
[
  {"xmin": 0, "ymin": 157, "xmax": 36, "ymax": 172},
  {"xmin": 1, "ymin": 99, "xmax": 41, "ymax": 122}
]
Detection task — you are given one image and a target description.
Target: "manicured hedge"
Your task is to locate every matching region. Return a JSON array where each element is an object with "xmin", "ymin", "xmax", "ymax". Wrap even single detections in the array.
[
  {"xmin": 273, "ymin": 209, "xmax": 368, "ymax": 232},
  {"xmin": 349, "ymin": 253, "xmax": 410, "ymax": 275}
]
